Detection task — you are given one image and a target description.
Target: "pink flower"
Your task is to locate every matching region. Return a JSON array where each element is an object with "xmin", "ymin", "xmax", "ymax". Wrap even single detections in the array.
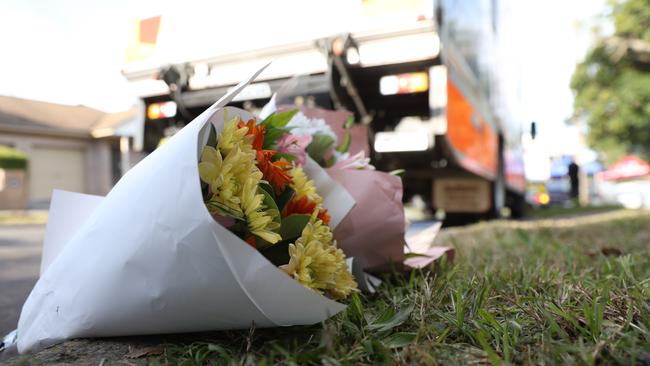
[
  {"xmin": 276, "ymin": 133, "xmax": 312, "ymax": 166},
  {"xmin": 331, "ymin": 151, "xmax": 375, "ymax": 171}
]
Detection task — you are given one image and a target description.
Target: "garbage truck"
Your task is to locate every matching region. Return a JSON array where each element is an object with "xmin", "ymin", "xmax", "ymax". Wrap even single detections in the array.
[{"xmin": 122, "ymin": 0, "xmax": 526, "ymax": 219}]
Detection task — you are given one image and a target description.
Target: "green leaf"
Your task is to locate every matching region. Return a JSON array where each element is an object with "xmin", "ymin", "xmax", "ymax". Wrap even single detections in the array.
[
  {"xmin": 259, "ymin": 182, "xmax": 274, "ymax": 197},
  {"xmin": 259, "ymin": 186, "xmax": 281, "ymax": 227},
  {"xmin": 259, "ymin": 241, "xmax": 290, "ymax": 266},
  {"xmin": 478, "ymin": 309, "xmax": 502, "ymax": 330},
  {"xmin": 368, "ymin": 305, "xmax": 413, "ymax": 332},
  {"xmin": 389, "ymin": 169, "xmax": 405, "ymax": 176},
  {"xmin": 475, "ymin": 330, "xmax": 504, "ymax": 366},
  {"xmin": 205, "ymin": 201, "xmax": 244, "ymax": 220},
  {"xmin": 344, "ymin": 115, "xmax": 355, "ymax": 129},
  {"xmin": 324, "ymin": 156, "xmax": 336, "ymax": 168},
  {"xmin": 206, "ymin": 343, "xmax": 234, "ymax": 360},
  {"xmin": 403, "ymin": 252, "xmax": 430, "ymax": 259},
  {"xmin": 350, "ymin": 293, "xmax": 365, "ymax": 326},
  {"xmin": 294, "ymin": 348, "xmax": 328, "ymax": 364},
  {"xmin": 262, "ymin": 127, "xmax": 289, "ymax": 150},
  {"xmin": 279, "ymin": 214, "xmax": 310, "ymax": 241},
  {"xmin": 362, "ymin": 339, "xmax": 390, "ymax": 362},
  {"xmin": 371, "ymin": 307, "xmax": 395, "ymax": 325},
  {"xmin": 206, "ymin": 123, "xmax": 217, "ymax": 148},
  {"xmin": 276, "ymin": 187, "xmax": 295, "ymax": 212},
  {"xmin": 201, "ymin": 181, "xmax": 210, "ymax": 201},
  {"xmin": 260, "ymin": 109, "xmax": 299, "ymax": 128},
  {"xmin": 272, "ymin": 153, "xmax": 297, "ymax": 162},
  {"xmin": 382, "ymin": 332, "xmax": 416, "ymax": 349},
  {"xmin": 335, "ymin": 131, "xmax": 351, "ymax": 153},
  {"xmin": 307, "ymin": 134, "xmax": 336, "ymax": 165}
]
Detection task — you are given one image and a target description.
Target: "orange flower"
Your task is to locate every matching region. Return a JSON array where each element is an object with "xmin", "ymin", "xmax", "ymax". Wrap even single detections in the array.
[
  {"xmin": 256, "ymin": 150, "xmax": 293, "ymax": 192},
  {"xmin": 283, "ymin": 195, "xmax": 331, "ymax": 224},
  {"xmin": 238, "ymin": 118, "xmax": 265, "ymax": 151}
]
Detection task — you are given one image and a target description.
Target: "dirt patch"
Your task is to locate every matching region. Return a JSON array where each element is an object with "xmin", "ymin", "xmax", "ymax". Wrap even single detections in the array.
[{"xmin": 2, "ymin": 337, "xmax": 168, "ymax": 365}]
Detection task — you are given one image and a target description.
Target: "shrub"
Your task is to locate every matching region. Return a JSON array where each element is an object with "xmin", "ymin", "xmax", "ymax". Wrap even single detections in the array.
[{"xmin": 0, "ymin": 145, "xmax": 28, "ymax": 170}]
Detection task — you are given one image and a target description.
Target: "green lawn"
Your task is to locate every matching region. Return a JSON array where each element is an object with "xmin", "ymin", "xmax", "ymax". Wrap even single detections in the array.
[
  {"xmin": 525, "ymin": 204, "xmax": 622, "ymax": 220},
  {"xmin": 159, "ymin": 210, "xmax": 650, "ymax": 365}
]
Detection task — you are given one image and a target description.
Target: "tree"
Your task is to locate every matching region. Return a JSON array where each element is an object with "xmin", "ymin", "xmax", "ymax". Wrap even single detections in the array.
[{"xmin": 571, "ymin": 0, "xmax": 650, "ymax": 162}]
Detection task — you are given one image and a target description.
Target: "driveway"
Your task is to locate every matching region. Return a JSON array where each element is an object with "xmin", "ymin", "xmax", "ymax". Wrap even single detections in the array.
[{"xmin": 0, "ymin": 224, "xmax": 43, "ymax": 336}]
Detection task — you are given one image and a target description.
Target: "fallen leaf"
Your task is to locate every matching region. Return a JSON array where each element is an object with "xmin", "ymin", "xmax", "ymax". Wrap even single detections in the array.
[
  {"xmin": 126, "ymin": 345, "xmax": 164, "ymax": 359},
  {"xmin": 601, "ymin": 247, "xmax": 623, "ymax": 256}
]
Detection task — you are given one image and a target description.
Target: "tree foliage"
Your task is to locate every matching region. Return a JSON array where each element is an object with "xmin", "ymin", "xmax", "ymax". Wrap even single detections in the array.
[{"xmin": 571, "ymin": 0, "xmax": 650, "ymax": 162}]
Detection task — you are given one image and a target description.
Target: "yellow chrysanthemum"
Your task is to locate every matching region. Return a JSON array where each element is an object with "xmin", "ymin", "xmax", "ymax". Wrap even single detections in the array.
[
  {"xmin": 240, "ymin": 175, "xmax": 282, "ymax": 244},
  {"xmin": 289, "ymin": 166, "xmax": 322, "ymax": 205},
  {"xmin": 217, "ymin": 115, "xmax": 254, "ymax": 155},
  {"xmin": 282, "ymin": 241, "xmax": 327, "ymax": 288},
  {"xmin": 329, "ymin": 249, "xmax": 358, "ymax": 299},
  {"xmin": 200, "ymin": 116, "xmax": 281, "ymax": 244},
  {"xmin": 199, "ymin": 145, "xmax": 254, "ymax": 216},
  {"xmin": 280, "ymin": 214, "xmax": 357, "ymax": 299}
]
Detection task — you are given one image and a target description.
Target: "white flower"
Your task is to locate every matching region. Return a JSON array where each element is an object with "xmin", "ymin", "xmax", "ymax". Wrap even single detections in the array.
[
  {"xmin": 332, "ymin": 151, "xmax": 375, "ymax": 170},
  {"xmin": 332, "ymin": 150, "xmax": 350, "ymax": 164},
  {"xmin": 287, "ymin": 112, "xmax": 337, "ymax": 143}
]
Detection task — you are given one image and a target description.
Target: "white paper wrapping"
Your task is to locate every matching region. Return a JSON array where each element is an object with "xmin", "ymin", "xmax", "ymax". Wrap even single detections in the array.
[
  {"xmin": 39, "ymin": 190, "xmax": 103, "ymax": 275},
  {"xmin": 16, "ymin": 64, "xmax": 354, "ymax": 353}
]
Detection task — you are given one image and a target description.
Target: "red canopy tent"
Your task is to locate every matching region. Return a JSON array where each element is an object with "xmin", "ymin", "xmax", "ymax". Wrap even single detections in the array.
[{"xmin": 598, "ymin": 155, "xmax": 650, "ymax": 181}]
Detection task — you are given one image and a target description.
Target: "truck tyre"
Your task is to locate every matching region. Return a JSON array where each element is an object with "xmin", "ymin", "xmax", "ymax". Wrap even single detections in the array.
[{"xmin": 507, "ymin": 190, "xmax": 526, "ymax": 219}]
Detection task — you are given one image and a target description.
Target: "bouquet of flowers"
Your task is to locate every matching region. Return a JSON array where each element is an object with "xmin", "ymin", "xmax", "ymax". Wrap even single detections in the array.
[
  {"xmin": 14, "ymin": 65, "xmax": 357, "ymax": 354},
  {"xmin": 262, "ymin": 99, "xmax": 452, "ymax": 272},
  {"xmin": 197, "ymin": 108, "xmax": 356, "ymax": 299}
]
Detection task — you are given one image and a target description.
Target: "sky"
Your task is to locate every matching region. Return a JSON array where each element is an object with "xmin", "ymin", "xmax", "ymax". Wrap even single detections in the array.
[
  {"xmin": 0, "ymin": 0, "xmax": 609, "ymax": 135},
  {"xmin": 0, "ymin": 0, "xmax": 136, "ymax": 111},
  {"xmin": 506, "ymin": 0, "xmax": 609, "ymax": 138}
]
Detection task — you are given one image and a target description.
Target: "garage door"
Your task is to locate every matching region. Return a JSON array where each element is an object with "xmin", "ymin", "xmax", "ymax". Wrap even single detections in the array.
[{"xmin": 29, "ymin": 147, "xmax": 85, "ymax": 202}]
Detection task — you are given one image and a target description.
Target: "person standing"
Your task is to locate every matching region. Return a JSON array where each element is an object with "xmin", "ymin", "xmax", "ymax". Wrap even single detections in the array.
[{"xmin": 568, "ymin": 160, "xmax": 580, "ymax": 200}]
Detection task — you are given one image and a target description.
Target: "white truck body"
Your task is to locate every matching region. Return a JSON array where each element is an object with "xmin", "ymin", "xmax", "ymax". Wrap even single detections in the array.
[
  {"xmin": 123, "ymin": 0, "xmax": 438, "ymax": 100},
  {"xmin": 122, "ymin": 0, "xmax": 527, "ymax": 217}
]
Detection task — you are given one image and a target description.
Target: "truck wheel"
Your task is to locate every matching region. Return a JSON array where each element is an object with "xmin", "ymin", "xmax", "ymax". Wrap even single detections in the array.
[{"xmin": 507, "ymin": 190, "xmax": 526, "ymax": 219}]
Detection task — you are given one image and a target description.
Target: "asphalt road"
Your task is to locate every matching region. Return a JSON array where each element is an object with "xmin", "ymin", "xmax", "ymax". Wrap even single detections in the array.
[{"xmin": 0, "ymin": 224, "xmax": 43, "ymax": 336}]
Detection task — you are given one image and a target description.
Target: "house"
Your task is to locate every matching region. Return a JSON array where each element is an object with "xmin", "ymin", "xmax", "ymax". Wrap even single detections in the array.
[{"xmin": 0, "ymin": 95, "xmax": 143, "ymax": 208}]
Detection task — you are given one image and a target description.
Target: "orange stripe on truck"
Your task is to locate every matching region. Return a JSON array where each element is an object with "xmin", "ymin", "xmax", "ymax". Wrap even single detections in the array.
[{"xmin": 445, "ymin": 80, "xmax": 498, "ymax": 178}]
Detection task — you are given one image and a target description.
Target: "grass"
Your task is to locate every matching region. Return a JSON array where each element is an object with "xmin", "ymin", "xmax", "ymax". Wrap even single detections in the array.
[
  {"xmin": 159, "ymin": 211, "xmax": 649, "ymax": 364},
  {"xmin": 525, "ymin": 204, "xmax": 622, "ymax": 220}
]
